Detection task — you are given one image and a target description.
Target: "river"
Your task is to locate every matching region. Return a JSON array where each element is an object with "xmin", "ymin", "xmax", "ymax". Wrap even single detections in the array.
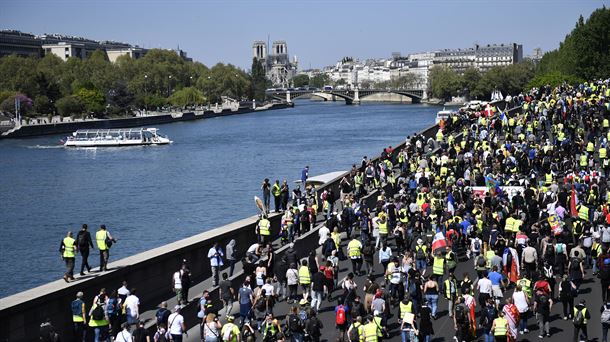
[{"xmin": 0, "ymin": 100, "xmax": 440, "ymax": 298}]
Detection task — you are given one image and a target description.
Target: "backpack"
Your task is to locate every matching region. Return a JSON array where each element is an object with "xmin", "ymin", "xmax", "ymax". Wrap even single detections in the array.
[
  {"xmin": 602, "ymin": 306, "xmax": 610, "ymax": 324},
  {"xmin": 92, "ymin": 303, "xmax": 105, "ymax": 320},
  {"xmin": 155, "ymin": 330, "xmax": 168, "ymax": 342},
  {"xmin": 106, "ymin": 298, "xmax": 118, "ymax": 317},
  {"xmin": 573, "ymin": 309, "xmax": 585, "ymax": 325},
  {"xmin": 474, "ymin": 239, "xmax": 481, "ymax": 251},
  {"xmin": 408, "ymin": 281, "xmax": 420, "ymax": 299},
  {"xmin": 298, "ymin": 310, "xmax": 308, "ymax": 322},
  {"xmin": 455, "ymin": 304, "xmax": 467, "ymax": 323},
  {"xmin": 556, "ymin": 244, "xmax": 564, "ymax": 253},
  {"xmin": 416, "ymin": 246, "xmax": 425, "ymax": 260},
  {"xmin": 336, "ymin": 305, "xmax": 346, "ymax": 325},
  {"xmin": 570, "ymin": 259, "xmax": 581, "ymax": 272},
  {"xmin": 477, "ymin": 256, "xmax": 486, "ymax": 268},
  {"xmin": 71, "ymin": 300, "xmax": 82, "ymax": 316},
  {"xmin": 600, "ymin": 259, "xmax": 610, "ymax": 280},
  {"xmin": 77, "ymin": 233, "xmax": 87, "ymax": 247},
  {"xmin": 156, "ymin": 308, "xmax": 169, "ymax": 325},
  {"xmin": 288, "ymin": 314, "xmax": 303, "ymax": 332},
  {"xmin": 348, "ymin": 324, "xmax": 360, "ymax": 342},
  {"xmin": 306, "ymin": 318, "xmax": 321, "ymax": 337}
]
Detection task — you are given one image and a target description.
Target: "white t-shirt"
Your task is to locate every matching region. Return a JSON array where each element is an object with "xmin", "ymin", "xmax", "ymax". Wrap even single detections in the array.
[
  {"xmin": 167, "ymin": 312, "xmax": 184, "ymax": 335},
  {"xmin": 318, "ymin": 226, "xmax": 330, "ymax": 245},
  {"xmin": 115, "ymin": 330, "xmax": 132, "ymax": 342},
  {"xmin": 247, "ymin": 243, "xmax": 259, "ymax": 254},
  {"xmin": 477, "ymin": 278, "xmax": 492, "ymax": 294},
  {"xmin": 512, "ymin": 291, "xmax": 529, "ymax": 313},
  {"xmin": 261, "ymin": 283, "xmax": 274, "ymax": 296},
  {"xmin": 124, "ymin": 295, "xmax": 140, "ymax": 318},
  {"xmin": 173, "ymin": 271, "xmax": 183, "ymax": 289},
  {"xmin": 117, "ymin": 286, "xmax": 130, "ymax": 297}
]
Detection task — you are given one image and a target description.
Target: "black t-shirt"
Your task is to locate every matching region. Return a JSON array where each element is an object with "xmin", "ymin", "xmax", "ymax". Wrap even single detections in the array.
[
  {"xmin": 535, "ymin": 294, "xmax": 551, "ymax": 316},
  {"xmin": 219, "ymin": 280, "xmax": 232, "ymax": 300},
  {"xmin": 312, "ymin": 272, "xmax": 326, "ymax": 292},
  {"xmin": 132, "ymin": 327, "xmax": 148, "ymax": 342}
]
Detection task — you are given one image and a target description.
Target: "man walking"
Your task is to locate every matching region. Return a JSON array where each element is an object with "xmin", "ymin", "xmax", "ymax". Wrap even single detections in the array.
[
  {"xmin": 76, "ymin": 224, "xmax": 94, "ymax": 275},
  {"xmin": 272, "ymin": 179, "xmax": 281, "ymax": 213},
  {"xmin": 59, "ymin": 231, "xmax": 76, "ymax": 282},
  {"xmin": 96, "ymin": 225, "xmax": 115, "ymax": 272},
  {"xmin": 71, "ymin": 291, "xmax": 86, "ymax": 341},
  {"xmin": 208, "ymin": 242, "xmax": 224, "ymax": 286}
]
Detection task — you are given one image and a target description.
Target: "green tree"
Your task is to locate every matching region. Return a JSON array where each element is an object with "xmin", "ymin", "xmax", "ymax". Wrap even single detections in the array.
[
  {"xmin": 310, "ymin": 74, "xmax": 329, "ymax": 89},
  {"xmin": 428, "ymin": 66, "xmax": 461, "ymax": 100},
  {"xmin": 33, "ymin": 95, "xmax": 55, "ymax": 115},
  {"xmin": 250, "ymin": 58, "xmax": 268, "ymax": 102},
  {"xmin": 75, "ymin": 87, "xmax": 105, "ymax": 116},
  {"xmin": 461, "ymin": 67, "xmax": 481, "ymax": 99},
  {"xmin": 169, "ymin": 87, "xmax": 205, "ymax": 108},
  {"xmin": 292, "ymin": 74, "xmax": 310, "ymax": 88},
  {"xmin": 55, "ymin": 95, "xmax": 84, "ymax": 117}
]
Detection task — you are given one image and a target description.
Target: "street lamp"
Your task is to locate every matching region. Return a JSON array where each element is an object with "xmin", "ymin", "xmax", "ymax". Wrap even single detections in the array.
[{"xmin": 168, "ymin": 75, "xmax": 173, "ymax": 97}]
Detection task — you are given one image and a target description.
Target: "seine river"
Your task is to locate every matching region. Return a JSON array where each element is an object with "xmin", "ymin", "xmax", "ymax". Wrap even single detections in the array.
[{"xmin": 0, "ymin": 100, "xmax": 439, "ymax": 297}]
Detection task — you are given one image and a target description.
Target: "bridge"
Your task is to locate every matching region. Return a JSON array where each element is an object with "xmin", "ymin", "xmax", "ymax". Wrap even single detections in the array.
[{"xmin": 266, "ymin": 88, "xmax": 426, "ymax": 105}]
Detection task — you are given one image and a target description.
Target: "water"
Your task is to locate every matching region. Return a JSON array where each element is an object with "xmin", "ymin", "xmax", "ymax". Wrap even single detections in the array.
[{"xmin": 0, "ymin": 100, "xmax": 438, "ymax": 298}]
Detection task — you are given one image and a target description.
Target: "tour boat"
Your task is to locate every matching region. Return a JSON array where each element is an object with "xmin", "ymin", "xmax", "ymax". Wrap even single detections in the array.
[
  {"xmin": 435, "ymin": 108, "xmax": 456, "ymax": 124},
  {"xmin": 63, "ymin": 128, "xmax": 172, "ymax": 147}
]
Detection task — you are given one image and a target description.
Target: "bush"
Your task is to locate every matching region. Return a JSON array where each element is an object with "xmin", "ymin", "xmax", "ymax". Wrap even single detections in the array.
[{"xmin": 56, "ymin": 96, "xmax": 84, "ymax": 117}]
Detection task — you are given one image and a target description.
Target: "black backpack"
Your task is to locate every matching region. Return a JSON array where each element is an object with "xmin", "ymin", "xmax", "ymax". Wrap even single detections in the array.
[
  {"xmin": 348, "ymin": 324, "xmax": 360, "ymax": 342},
  {"xmin": 288, "ymin": 314, "xmax": 303, "ymax": 332},
  {"xmin": 306, "ymin": 318, "xmax": 321, "ymax": 337},
  {"xmin": 477, "ymin": 256, "xmax": 486, "ymax": 268},
  {"xmin": 455, "ymin": 304, "xmax": 467, "ymax": 323},
  {"xmin": 156, "ymin": 308, "xmax": 169, "ymax": 325},
  {"xmin": 91, "ymin": 303, "xmax": 105, "ymax": 320}
]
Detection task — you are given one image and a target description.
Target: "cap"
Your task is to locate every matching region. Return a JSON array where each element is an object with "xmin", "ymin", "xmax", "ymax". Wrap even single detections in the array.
[
  {"xmin": 174, "ymin": 305, "xmax": 181, "ymax": 311},
  {"xmin": 226, "ymin": 315, "xmax": 235, "ymax": 322},
  {"xmin": 417, "ymin": 238, "xmax": 423, "ymax": 244},
  {"xmin": 299, "ymin": 299, "xmax": 308, "ymax": 306}
]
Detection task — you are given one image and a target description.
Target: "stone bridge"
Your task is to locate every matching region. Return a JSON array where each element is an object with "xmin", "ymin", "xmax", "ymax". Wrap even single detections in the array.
[{"xmin": 266, "ymin": 88, "xmax": 426, "ymax": 105}]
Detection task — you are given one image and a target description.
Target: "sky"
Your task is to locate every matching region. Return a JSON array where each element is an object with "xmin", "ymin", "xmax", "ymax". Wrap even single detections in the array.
[{"xmin": 1, "ymin": 0, "xmax": 607, "ymax": 70}]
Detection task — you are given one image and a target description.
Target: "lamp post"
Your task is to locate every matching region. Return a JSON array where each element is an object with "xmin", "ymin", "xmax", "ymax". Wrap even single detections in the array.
[
  {"xmin": 168, "ymin": 75, "xmax": 173, "ymax": 97},
  {"xmin": 143, "ymin": 74, "xmax": 148, "ymax": 111}
]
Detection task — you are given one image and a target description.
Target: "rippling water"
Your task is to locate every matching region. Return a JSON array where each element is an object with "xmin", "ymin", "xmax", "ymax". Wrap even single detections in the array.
[{"xmin": 0, "ymin": 100, "xmax": 440, "ymax": 297}]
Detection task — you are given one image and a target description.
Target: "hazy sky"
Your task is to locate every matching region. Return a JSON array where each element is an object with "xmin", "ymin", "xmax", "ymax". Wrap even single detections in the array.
[{"xmin": 1, "ymin": 0, "xmax": 606, "ymax": 70}]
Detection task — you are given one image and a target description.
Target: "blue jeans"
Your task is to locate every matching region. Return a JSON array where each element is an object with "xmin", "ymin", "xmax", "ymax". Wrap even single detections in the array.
[
  {"xmin": 291, "ymin": 332, "xmax": 304, "ymax": 342},
  {"xmin": 519, "ymin": 311, "xmax": 528, "ymax": 331},
  {"xmin": 416, "ymin": 259, "xmax": 427, "ymax": 271},
  {"xmin": 483, "ymin": 331, "xmax": 494, "ymax": 342},
  {"xmin": 422, "ymin": 334, "xmax": 431, "ymax": 342},
  {"xmin": 93, "ymin": 326, "xmax": 110, "ymax": 342},
  {"xmin": 425, "ymin": 294, "xmax": 439, "ymax": 316},
  {"xmin": 401, "ymin": 330, "xmax": 414, "ymax": 342}
]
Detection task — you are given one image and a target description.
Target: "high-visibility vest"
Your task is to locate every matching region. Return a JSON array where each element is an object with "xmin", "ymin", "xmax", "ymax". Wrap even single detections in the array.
[
  {"xmin": 355, "ymin": 174, "xmax": 363, "ymax": 186},
  {"xmin": 298, "ymin": 266, "xmax": 311, "ymax": 285},
  {"xmin": 348, "ymin": 239, "xmax": 362, "ymax": 258},
  {"xmin": 63, "ymin": 237, "xmax": 76, "ymax": 258},
  {"xmin": 604, "ymin": 119, "xmax": 609, "ymax": 128},
  {"xmin": 485, "ymin": 251, "xmax": 495, "ymax": 268},
  {"xmin": 96, "ymin": 230, "xmax": 108, "ymax": 251},
  {"xmin": 436, "ymin": 130, "xmax": 443, "ymax": 142},
  {"xmin": 259, "ymin": 219, "xmax": 271, "ymax": 236},
  {"xmin": 88, "ymin": 303, "xmax": 109, "ymax": 327},
  {"xmin": 363, "ymin": 322, "xmax": 378, "ymax": 342},
  {"xmin": 378, "ymin": 219, "xmax": 388, "ymax": 235},
  {"xmin": 545, "ymin": 173, "xmax": 553, "ymax": 185},
  {"xmin": 573, "ymin": 308, "xmax": 588, "ymax": 325},
  {"xmin": 580, "ymin": 154, "xmax": 588, "ymax": 167},
  {"xmin": 399, "ymin": 301, "xmax": 413, "ymax": 318},
  {"xmin": 493, "ymin": 317, "xmax": 508, "ymax": 336},
  {"xmin": 399, "ymin": 208, "xmax": 408, "ymax": 223},
  {"xmin": 272, "ymin": 184, "xmax": 281, "ymax": 196},
  {"xmin": 505, "ymin": 217, "xmax": 516, "ymax": 232},
  {"xmin": 440, "ymin": 166, "xmax": 448, "ymax": 177},
  {"xmin": 72, "ymin": 299, "xmax": 85, "ymax": 322},
  {"xmin": 558, "ymin": 131, "xmax": 565, "ymax": 141},
  {"xmin": 445, "ymin": 251, "xmax": 457, "ymax": 269},
  {"xmin": 578, "ymin": 205, "xmax": 589, "ymax": 221},
  {"xmin": 601, "ymin": 148, "xmax": 607, "ymax": 159},
  {"xmin": 433, "ymin": 256, "xmax": 444, "ymax": 275},
  {"xmin": 444, "ymin": 279, "xmax": 457, "ymax": 299}
]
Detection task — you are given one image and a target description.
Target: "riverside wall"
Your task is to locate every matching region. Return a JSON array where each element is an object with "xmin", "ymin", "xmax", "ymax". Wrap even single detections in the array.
[
  {"xmin": 0, "ymin": 102, "xmax": 293, "ymax": 139},
  {"xmin": 0, "ymin": 102, "xmax": 521, "ymax": 341}
]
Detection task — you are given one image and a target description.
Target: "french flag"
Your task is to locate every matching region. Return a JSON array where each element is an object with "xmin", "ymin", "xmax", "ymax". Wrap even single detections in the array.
[
  {"xmin": 432, "ymin": 231, "xmax": 448, "ymax": 254},
  {"xmin": 447, "ymin": 192, "xmax": 455, "ymax": 215}
]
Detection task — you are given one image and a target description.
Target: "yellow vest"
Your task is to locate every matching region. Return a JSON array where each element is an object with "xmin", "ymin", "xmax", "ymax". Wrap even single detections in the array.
[
  {"xmin": 363, "ymin": 322, "xmax": 378, "ymax": 342},
  {"xmin": 399, "ymin": 208, "xmax": 408, "ymax": 223},
  {"xmin": 88, "ymin": 304, "xmax": 109, "ymax": 327},
  {"xmin": 259, "ymin": 219, "xmax": 271, "ymax": 236},
  {"xmin": 298, "ymin": 266, "xmax": 311, "ymax": 285},
  {"xmin": 601, "ymin": 148, "xmax": 607, "ymax": 159},
  {"xmin": 272, "ymin": 184, "xmax": 281, "ymax": 196},
  {"xmin": 604, "ymin": 119, "xmax": 609, "ymax": 128},
  {"xmin": 399, "ymin": 301, "xmax": 413, "ymax": 318},
  {"xmin": 433, "ymin": 256, "xmax": 444, "ymax": 275},
  {"xmin": 378, "ymin": 219, "xmax": 388, "ymax": 235},
  {"xmin": 63, "ymin": 237, "xmax": 76, "ymax": 258},
  {"xmin": 587, "ymin": 142, "xmax": 595, "ymax": 153},
  {"xmin": 96, "ymin": 230, "xmax": 108, "ymax": 251},
  {"xmin": 573, "ymin": 308, "xmax": 588, "ymax": 325},
  {"xmin": 348, "ymin": 240, "xmax": 362, "ymax": 258},
  {"xmin": 545, "ymin": 173, "xmax": 553, "ymax": 185},
  {"xmin": 493, "ymin": 317, "xmax": 507, "ymax": 336},
  {"xmin": 578, "ymin": 205, "xmax": 589, "ymax": 221},
  {"xmin": 580, "ymin": 154, "xmax": 588, "ymax": 167}
]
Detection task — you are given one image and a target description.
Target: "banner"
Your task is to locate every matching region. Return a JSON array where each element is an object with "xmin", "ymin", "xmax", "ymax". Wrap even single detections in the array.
[
  {"xmin": 469, "ymin": 186, "xmax": 524, "ymax": 200},
  {"xmin": 548, "ymin": 215, "xmax": 563, "ymax": 236}
]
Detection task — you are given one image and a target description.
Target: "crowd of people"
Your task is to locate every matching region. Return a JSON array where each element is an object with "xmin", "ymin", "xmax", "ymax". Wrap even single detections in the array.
[{"xmin": 54, "ymin": 79, "xmax": 610, "ymax": 342}]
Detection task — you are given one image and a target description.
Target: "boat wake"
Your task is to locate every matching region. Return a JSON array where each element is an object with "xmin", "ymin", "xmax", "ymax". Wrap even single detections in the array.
[{"xmin": 27, "ymin": 145, "xmax": 64, "ymax": 149}]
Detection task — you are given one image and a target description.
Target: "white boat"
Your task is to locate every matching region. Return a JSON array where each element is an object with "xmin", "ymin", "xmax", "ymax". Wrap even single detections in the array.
[
  {"xmin": 435, "ymin": 108, "xmax": 456, "ymax": 124},
  {"xmin": 294, "ymin": 170, "xmax": 347, "ymax": 189},
  {"xmin": 63, "ymin": 128, "xmax": 172, "ymax": 147}
]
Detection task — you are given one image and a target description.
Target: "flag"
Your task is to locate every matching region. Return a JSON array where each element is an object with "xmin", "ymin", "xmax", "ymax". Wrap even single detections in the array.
[
  {"xmin": 431, "ymin": 231, "xmax": 447, "ymax": 254},
  {"xmin": 484, "ymin": 104, "xmax": 493, "ymax": 117},
  {"xmin": 570, "ymin": 185, "xmax": 578, "ymax": 217},
  {"xmin": 499, "ymin": 109, "xmax": 508, "ymax": 125},
  {"xmin": 447, "ymin": 192, "xmax": 455, "ymax": 215}
]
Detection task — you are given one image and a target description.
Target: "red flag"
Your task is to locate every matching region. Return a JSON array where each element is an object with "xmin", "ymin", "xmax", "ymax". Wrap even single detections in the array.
[
  {"xmin": 570, "ymin": 185, "xmax": 578, "ymax": 217},
  {"xmin": 484, "ymin": 104, "xmax": 493, "ymax": 117}
]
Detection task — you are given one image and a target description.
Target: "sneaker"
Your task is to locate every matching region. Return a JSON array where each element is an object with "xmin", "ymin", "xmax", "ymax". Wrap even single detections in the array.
[
  {"xmin": 80, "ymin": 272, "xmax": 85, "ymax": 276},
  {"xmin": 563, "ymin": 316, "xmax": 568, "ymax": 320},
  {"xmin": 546, "ymin": 334, "xmax": 551, "ymax": 338},
  {"xmin": 525, "ymin": 329, "xmax": 530, "ymax": 333},
  {"xmin": 63, "ymin": 275, "xmax": 70, "ymax": 283},
  {"xmin": 520, "ymin": 331, "xmax": 524, "ymax": 334},
  {"xmin": 538, "ymin": 335, "xmax": 544, "ymax": 339}
]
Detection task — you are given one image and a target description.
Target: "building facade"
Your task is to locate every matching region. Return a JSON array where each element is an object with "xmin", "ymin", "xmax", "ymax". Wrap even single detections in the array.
[
  {"xmin": 252, "ymin": 40, "xmax": 298, "ymax": 87},
  {"xmin": 0, "ymin": 30, "xmax": 42, "ymax": 58}
]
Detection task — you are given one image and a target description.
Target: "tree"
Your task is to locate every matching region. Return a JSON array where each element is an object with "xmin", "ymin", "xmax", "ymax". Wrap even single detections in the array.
[
  {"xmin": 250, "ymin": 58, "xmax": 268, "ymax": 102},
  {"xmin": 169, "ymin": 87, "xmax": 205, "ymax": 108},
  {"xmin": 33, "ymin": 95, "xmax": 55, "ymax": 115},
  {"xmin": 292, "ymin": 74, "xmax": 309, "ymax": 88},
  {"xmin": 75, "ymin": 87, "xmax": 105, "ymax": 116},
  {"xmin": 0, "ymin": 93, "xmax": 33, "ymax": 117},
  {"xmin": 428, "ymin": 66, "xmax": 461, "ymax": 100},
  {"xmin": 55, "ymin": 96, "xmax": 84, "ymax": 117},
  {"xmin": 310, "ymin": 74, "xmax": 329, "ymax": 89},
  {"xmin": 106, "ymin": 82, "xmax": 135, "ymax": 115},
  {"xmin": 461, "ymin": 67, "xmax": 481, "ymax": 99}
]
